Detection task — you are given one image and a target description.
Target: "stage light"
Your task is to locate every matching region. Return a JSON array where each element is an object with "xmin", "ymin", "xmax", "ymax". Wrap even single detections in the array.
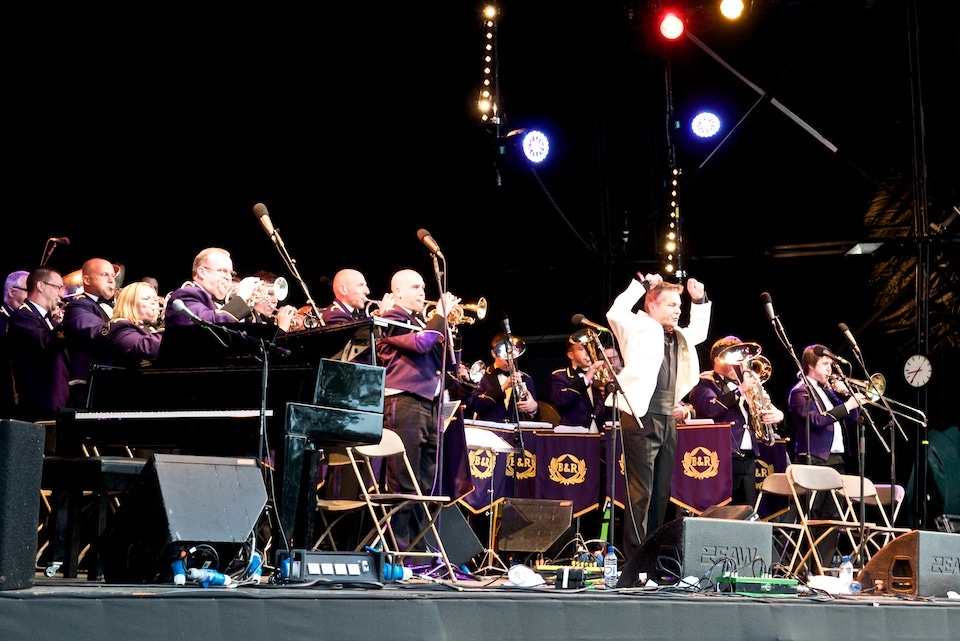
[
  {"xmin": 659, "ymin": 11, "xmax": 685, "ymax": 40},
  {"xmin": 719, "ymin": 0, "xmax": 745, "ymax": 20},
  {"xmin": 691, "ymin": 111, "xmax": 721, "ymax": 138},
  {"xmin": 499, "ymin": 129, "xmax": 550, "ymax": 165},
  {"xmin": 477, "ymin": 5, "xmax": 500, "ymax": 127}
]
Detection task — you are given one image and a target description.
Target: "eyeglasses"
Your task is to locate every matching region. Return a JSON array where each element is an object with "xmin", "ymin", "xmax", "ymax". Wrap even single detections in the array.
[
  {"xmin": 200, "ymin": 265, "xmax": 236, "ymax": 278},
  {"xmin": 41, "ymin": 282, "xmax": 66, "ymax": 291},
  {"xmin": 11, "ymin": 286, "xmax": 28, "ymax": 292}
]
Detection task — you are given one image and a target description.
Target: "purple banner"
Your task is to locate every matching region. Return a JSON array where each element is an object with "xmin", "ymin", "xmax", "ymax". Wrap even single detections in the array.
[
  {"xmin": 534, "ymin": 432, "xmax": 602, "ymax": 517},
  {"xmin": 670, "ymin": 423, "xmax": 733, "ymax": 514}
]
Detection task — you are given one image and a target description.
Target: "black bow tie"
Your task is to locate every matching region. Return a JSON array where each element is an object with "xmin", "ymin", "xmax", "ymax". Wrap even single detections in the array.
[
  {"xmin": 496, "ymin": 368, "xmax": 511, "ymax": 376},
  {"xmin": 102, "ymin": 298, "xmax": 115, "ymax": 307},
  {"xmin": 351, "ymin": 308, "xmax": 363, "ymax": 320}
]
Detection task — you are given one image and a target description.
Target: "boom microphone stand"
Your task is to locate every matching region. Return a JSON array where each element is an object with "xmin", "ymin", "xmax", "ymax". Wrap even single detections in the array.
[{"xmin": 254, "ymin": 203, "xmax": 324, "ymax": 325}]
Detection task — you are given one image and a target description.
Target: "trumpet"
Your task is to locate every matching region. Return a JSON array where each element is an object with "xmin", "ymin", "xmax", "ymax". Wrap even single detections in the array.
[
  {"xmin": 845, "ymin": 373, "xmax": 927, "ymax": 426},
  {"xmin": 252, "ymin": 276, "xmax": 289, "ymax": 306},
  {"xmin": 424, "ymin": 296, "xmax": 487, "ymax": 325},
  {"xmin": 569, "ymin": 328, "xmax": 611, "ymax": 389}
]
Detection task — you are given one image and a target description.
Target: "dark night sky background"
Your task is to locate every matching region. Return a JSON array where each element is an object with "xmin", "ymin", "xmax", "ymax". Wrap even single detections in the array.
[{"xmin": 6, "ymin": 2, "xmax": 959, "ymax": 501}]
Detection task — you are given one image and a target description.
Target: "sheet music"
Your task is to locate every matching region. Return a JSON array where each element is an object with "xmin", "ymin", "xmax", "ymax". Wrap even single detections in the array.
[{"xmin": 464, "ymin": 426, "xmax": 517, "ymax": 452}]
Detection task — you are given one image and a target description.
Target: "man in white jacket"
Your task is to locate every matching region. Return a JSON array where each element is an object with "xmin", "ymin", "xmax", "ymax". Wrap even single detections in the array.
[{"xmin": 605, "ymin": 272, "xmax": 711, "ymax": 561}]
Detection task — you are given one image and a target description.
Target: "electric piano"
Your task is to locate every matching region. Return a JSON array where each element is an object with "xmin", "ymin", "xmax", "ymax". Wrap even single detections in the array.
[{"xmin": 53, "ymin": 320, "xmax": 386, "ymax": 546}]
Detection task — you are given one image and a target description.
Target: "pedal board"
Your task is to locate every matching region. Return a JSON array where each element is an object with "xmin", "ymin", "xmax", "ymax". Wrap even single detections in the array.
[
  {"xmin": 716, "ymin": 575, "xmax": 798, "ymax": 597},
  {"xmin": 278, "ymin": 549, "xmax": 382, "ymax": 583}
]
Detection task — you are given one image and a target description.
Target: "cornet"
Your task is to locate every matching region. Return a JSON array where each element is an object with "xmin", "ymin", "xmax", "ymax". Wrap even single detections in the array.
[
  {"xmin": 424, "ymin": 296, "xmax": 487, "ymax": 325},
  {"xmin": 251, "ymin": 276, "xmax": 289, "ymax": 306}
]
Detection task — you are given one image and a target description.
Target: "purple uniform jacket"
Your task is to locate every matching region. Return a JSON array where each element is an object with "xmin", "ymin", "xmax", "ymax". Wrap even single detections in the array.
[
  {"xmin": 104, "ymin": 321, "xmax": 162, "ymax": 368},
  {"xmin": 689, "ymin": 371, "xmax": 757, "ymax": 455},
  {"xmin": 6, "ymin": 303, "xmax": 70, "ymax": 419},
  {"xmin": 376, "ymin": 308, "xmax": 457, "ymax": 402},
  {"xmin": 321, "ymin": 299, "xmax": 362, "ymax": 325},
  {"xmin": 62, "ymin": 294, "xmax": 113, "ymax": 382},
  {"xmin": 787, "ymin": 378, "xmax": 859, "ymax": 462},
  {"xmin": 165, "ymin": 283, "xmax": 252, "ymax": 328},
  {"xmin": 466, "ymin": 365, "xmax": 538, "ymax": 423},
  {"xmin": 550, "ymin": 365, "xmax": 606, "ymax": 429}
]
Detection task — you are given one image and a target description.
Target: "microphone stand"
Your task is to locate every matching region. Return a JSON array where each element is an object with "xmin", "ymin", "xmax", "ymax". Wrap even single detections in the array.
[
  {"xmin": 830, "ymin": 365, "xmax": 882, "ymax": 568},
  {"xmin": 849, "ymin": 348, "xmax": 906, "ymax": 508},
  {"xmin": 768, "ymin": 313, "xmax": 823, "ymax": 465},
  {"xmin": 39, "ymin": 239, "xmax": 59, "ymax": 267},
  {"xmin": 501, "ymin": 317, "xmax": 525, "ymax": 498},
  {"xmin": 266, "ymin": 225, "xmax": 324, "ymax": 326},
  {"xmin": 586, "ymin": 330, "xmax": 625, "ymax": 558},
  {"xmin": 429, "ymin": 253, "xmax": 451, "ymax": 499}
]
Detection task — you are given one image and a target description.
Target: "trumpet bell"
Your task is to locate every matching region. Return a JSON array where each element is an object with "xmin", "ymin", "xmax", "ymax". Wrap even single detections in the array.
[
  {"xmin": 464, "ymin": 297, "xmax": 487, "ymax": 321},
  {"xmin": 467, "ymin": 360, "xmax": 486, "ymax": 383},
  {"xmin": 272, "ymin": 276, "xmax": 289, "ymax": 302},
  {"xmin": 717, "ymin": 341, "xmax": 762, "ymax": 365},
  {"xmin": 493, "ymin": 335, "xmax": 525, "ymax": 359}
]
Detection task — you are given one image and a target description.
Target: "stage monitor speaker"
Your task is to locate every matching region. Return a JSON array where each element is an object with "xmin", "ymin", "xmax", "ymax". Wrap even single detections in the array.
[
  {"xmin": 426, "ymin": 504, "xmax": 483, "ymax": 567},
  {"xmin": 101, "ymin": 454, "xmax": 268, "ymax": 584},
  {"xmin": 617, "ymin": 516, "xmax": 773, "ymax": 588},
  {"xmin": 858, "ymin": 530, "xmax": 960, "ymax": 597},
  {"xmin": 0, "ymin": 419, "xmax": 45, "ymax": 591},
  {"xmin": 700, "ymin": 504, "xmax": 757, "ymax": 520},
  {"xmin": 497, "ymin": 498, "xmax": 572, "ymax": 553}
]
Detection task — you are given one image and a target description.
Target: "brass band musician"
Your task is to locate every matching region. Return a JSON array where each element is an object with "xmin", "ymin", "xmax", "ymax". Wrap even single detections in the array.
[
  {"xmin": 463, "ymin": 332, "xmax": 540, "ymax": 423},
  {"xmin": 689, "ymin": 336, "xmax": 785, "ymax": 507}
]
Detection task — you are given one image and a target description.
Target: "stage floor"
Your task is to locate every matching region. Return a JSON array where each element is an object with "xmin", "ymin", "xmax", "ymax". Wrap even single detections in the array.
[{"xmin": 3, "ymin": 569, "xmax": 959, "ymax": 641}]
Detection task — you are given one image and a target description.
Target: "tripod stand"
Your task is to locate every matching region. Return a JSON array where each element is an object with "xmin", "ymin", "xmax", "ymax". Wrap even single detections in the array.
[{"xmin": 463, "ymin": 424, "xmax": 516, "ymax": 575}]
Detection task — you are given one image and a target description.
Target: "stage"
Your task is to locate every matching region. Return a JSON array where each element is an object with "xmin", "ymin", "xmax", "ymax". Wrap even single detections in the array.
[{"xmin": 3, "ymin": 569, "xmax": 959, "ymax": 641}]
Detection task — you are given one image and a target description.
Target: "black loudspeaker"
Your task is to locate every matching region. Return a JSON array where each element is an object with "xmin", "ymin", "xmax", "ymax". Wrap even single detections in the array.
[
  {"xmin": 497, "ymin": 498, "xmax": 573, "ymax": 552},
  {"xmin": 700, "ymin": 504, "xmax": 757, "ymax": 520},
  {"xmin": 617, "ymin": 516, "xmax": 773, "ymax": 587},
  {"xmin": 0, "ymin": 419, "xmax": 45, "ymax": 591},
  {"xmin": 858, "ymin": 530, "xmax": 960, "ymax": 597},
  {"xmin": 101, "ymin": 454, "xmax": 268, "ymax": 583},
  {"xmin": 426, "ymin": 504, "xmax": 484, "ymax": 567}
]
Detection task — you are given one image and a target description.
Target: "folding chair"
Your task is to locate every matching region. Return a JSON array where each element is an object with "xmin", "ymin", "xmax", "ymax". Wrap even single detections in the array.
[
  {"xmin": 785, "ymin": 464, "xmax": 869, "ymax": 576},
  {"xmin": 312, "ymin": 448, "xmax": 368, "ymax": 551},
  {"xmin": 348, "ymin": 429, "xmax": 459, "ymax": 582},
  {"xmin": 839, "ymin": 475, "xmax": 911, "ymax": 561},
  {"xmin": 753, "ymin": 472, "xmax": 805, "ymax": 574}
]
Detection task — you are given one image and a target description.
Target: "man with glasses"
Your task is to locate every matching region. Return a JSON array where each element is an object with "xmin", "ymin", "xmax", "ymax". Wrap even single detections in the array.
[
  {"xmin": 158, "ymin": 247, "xmax": 267, "ymax": 366},
  {"xmin": 6, "ymin": 266, "xmax": 70, "ymax": 423},
  {"xmin": 1, "ymin": 270, "xmax": 30, "ymax": 416}
]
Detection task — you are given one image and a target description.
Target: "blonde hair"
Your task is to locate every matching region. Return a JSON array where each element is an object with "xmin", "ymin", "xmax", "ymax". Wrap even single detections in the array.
[{"xmin": 110, "ymin": 282, "xmax": 154, "ymax": 325}]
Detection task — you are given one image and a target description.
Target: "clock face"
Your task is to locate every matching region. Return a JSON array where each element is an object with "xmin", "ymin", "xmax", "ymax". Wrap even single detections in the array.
[{"xmin": 903, "ymin": 354, "xmax": 932, "ymax": 387}]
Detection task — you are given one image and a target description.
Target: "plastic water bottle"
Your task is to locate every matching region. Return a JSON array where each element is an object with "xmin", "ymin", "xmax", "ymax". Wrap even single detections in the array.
[
  {"xmin": 838, "ymin": 555, "xmax": 854, "ymax": 592},
  {"xmin": 603, "ymin": 546, "xmax": 618, "ymax": 589}
]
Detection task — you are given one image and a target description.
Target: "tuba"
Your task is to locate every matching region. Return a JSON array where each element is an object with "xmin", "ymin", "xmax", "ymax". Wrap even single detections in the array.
[{"xmin": 717, "ymin": 342, "xmax": 777, "ymax": 445}]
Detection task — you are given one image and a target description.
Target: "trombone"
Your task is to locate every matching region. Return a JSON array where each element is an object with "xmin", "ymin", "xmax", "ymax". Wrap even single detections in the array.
[{"xmin": 845, "ymin": 373, "xmax": 927, "ymax": 426}]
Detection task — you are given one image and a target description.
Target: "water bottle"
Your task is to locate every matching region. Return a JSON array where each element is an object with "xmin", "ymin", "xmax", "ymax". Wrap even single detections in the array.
[
  {"xmin": 838, "ymin": 555, "xmax": 854, "ymax": 593},
  {"xmin": 603, "ymin": 546, "xmax": 618, "ymax": 589}
]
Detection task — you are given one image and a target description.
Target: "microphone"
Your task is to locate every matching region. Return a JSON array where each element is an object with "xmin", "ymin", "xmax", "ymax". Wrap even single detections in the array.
[
  {"xmin": 502, "ymin": 311, "xmax": 512, "ymax": 335},
  {"xmin": 813, "ymin": 344, "xmax": 852, "ymax": 367},
  {"xmin": 760, "ymin": 292, "xmax": 776, "ymax": 322},
  {"xmin": 571, "ymin": 313, "xmax": 610, "ymax": 333},
  {"xmin": 838, "ymin": 322, "xmax": 861, "ymax": 354},
  {"xmin": 170, "ymin": 299, "xmax": 207, "ymax": 326},
  {"xmin": 253, "ymin": 203, "xmax": 278, "ymax": 244},
  {"xmin": 416, "ymin": 229, "xmax": 444, "ymax": 260},
  {"xmin": 48, "ymin": 236, "xmax": 70, "ymax": 245}
]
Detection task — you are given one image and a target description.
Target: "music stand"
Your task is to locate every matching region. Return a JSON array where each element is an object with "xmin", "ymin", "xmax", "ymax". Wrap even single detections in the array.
[{"xmin": 464, "ymin": 425, "xmax": 517, "ymax": 574}]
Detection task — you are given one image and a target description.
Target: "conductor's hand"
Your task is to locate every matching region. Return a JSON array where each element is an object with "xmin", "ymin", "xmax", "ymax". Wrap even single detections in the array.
[{"xmin": 686, "ymin": 278, "xmax": 705, "ymax": 301}]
